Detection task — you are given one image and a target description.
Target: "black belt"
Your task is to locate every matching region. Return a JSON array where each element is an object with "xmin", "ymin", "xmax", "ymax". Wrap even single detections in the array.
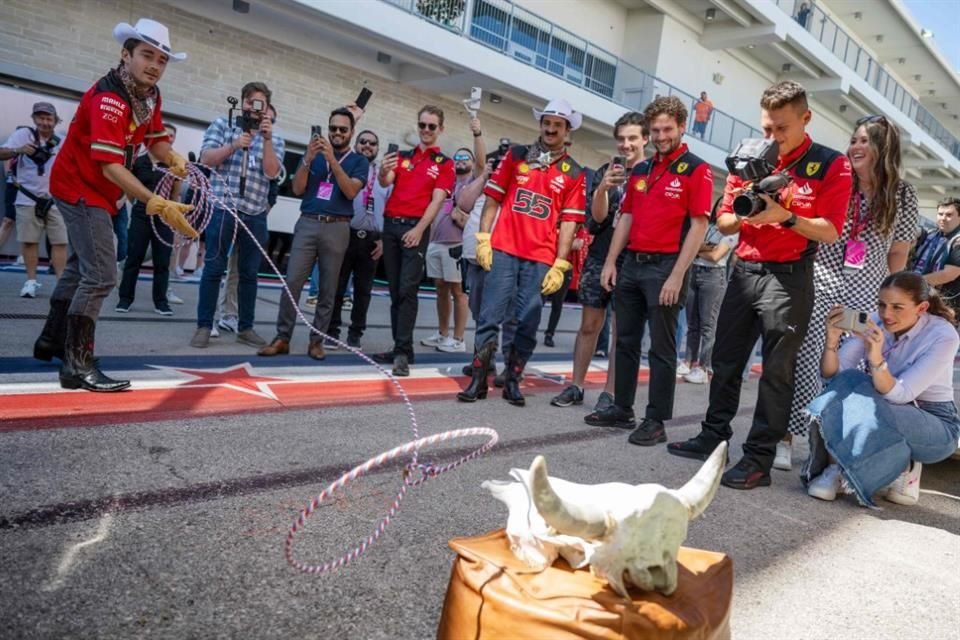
[
  {"xmin": 301, "ymin": 213, "xmax": 350, "ymax": 223},
  {"xmin": 385, "ymin": 216, "xmax": 420, "ymax": 226},
  {"xmin": 351, "ymin": 228, "xmax": 380, "ymax": 240},
  {"xmin": 626, "ymin": 250, "xmax": 678, "ymax": 263},
  {"xmin": 740, "ymin": 259, "xmax": 811, "ymax": 274}
]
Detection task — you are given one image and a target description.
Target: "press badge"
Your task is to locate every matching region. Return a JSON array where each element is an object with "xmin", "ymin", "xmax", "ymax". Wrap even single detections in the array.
[
  {"xmin": 316, "ymin": 181, "xmax": 334, "ymax": 200},
  {"xmin": 843, "ymin": 239, "xmax": 866, "ymax": 271}
]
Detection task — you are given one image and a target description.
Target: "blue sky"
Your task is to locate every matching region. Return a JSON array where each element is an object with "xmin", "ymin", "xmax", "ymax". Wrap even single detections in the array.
[{"xmin": 902, "ymin": 0, "xmax": 960, "ymax": 72}]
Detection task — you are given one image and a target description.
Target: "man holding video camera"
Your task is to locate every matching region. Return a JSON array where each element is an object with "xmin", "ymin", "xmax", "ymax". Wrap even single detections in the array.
[
  {"xmin": 0, "ymin": 102, "xmax": 66, "ymax": 298},
  {"xmin": 191, "ymin": 81, "xmax": 285, "ymax": 349},
  {"xmin": 668, "ymin": 80, "xmax": 852, "ymax": 490},
  {"xmin": 258, "ymin": 108, "xmax": 368, "ymax": 360}
]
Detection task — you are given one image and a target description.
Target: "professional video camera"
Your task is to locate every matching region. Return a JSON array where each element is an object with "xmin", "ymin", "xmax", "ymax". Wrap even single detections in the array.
[
  {"xmin": 485, "ymin": 137, "xmax": 511, "ymax": 169},
  {"xmin": 724, "ymin": 138, "xmax": 791, "ymax": 217},
  {"xmin": 227, "ymin": 96, "xmax": 265, "ymax": 133},
  {"xmin": 28, "ymin": 134, "xmax": 60, "ymax": 176}
]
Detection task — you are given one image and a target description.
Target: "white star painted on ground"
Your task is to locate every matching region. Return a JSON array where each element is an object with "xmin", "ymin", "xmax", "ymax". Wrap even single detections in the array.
[{"xmin": 147, "ymin": 363, "xmax": 288, "ymax": 400}]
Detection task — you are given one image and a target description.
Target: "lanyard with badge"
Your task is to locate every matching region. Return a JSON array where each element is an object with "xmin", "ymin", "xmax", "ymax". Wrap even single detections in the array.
[
  {"xmin": 643, "ymin": 150, "xmax": 689, "ymax": 196},
  {"xmin": 316, "ymin": 150, "xmax": 351, "ymax": 201},
  {"xmin": 843, "ymin": 192, "xmax": 869, "ymax": 273}
]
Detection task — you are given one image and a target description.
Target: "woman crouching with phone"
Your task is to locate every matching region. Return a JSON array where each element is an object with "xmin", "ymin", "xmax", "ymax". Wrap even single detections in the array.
[{"xmin": 802, "ymin": 271, "xmax": 959, "ymax": 507}]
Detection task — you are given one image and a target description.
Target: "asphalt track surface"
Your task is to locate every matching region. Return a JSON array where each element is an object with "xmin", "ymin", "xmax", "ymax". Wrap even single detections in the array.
[{"xmin": 1, "ymin": 268, "xmax": 958, "ymax": 639}]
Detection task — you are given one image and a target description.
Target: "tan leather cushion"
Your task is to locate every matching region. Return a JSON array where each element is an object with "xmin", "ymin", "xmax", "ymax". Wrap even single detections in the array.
[{"xmin": 437, "ymin": 529, "xmax": 732, "ymax": 640}]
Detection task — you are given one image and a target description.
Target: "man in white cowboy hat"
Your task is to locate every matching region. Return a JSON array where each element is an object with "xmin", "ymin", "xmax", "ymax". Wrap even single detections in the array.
[
  {"xmin": 457, "ymin": 98, "xmax": 586, "ymax": 406},
  {"xmin": 33, "ymin": 17, "xmax": 196, "ymax": 393}
]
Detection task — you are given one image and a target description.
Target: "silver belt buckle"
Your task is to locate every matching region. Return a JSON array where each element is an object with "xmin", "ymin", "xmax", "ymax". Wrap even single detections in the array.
[{"xmin": 356, "ymin": 229, "xmax": 367, "ymax": 239}]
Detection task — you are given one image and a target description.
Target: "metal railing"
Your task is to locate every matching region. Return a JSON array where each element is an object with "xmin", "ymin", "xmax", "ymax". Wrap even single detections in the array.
[
  {"xmin": 774, "ymin": 0, "xmax": 960, "ymax": 160},
  {"xmin": 381, "ymin": 0, "xmax": 762, "ymax": 152}
]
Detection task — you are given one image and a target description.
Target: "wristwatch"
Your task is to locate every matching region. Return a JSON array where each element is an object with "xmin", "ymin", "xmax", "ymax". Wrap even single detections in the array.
[
  {"xmin": 783, "ymin": 213, "xmax": 798, "ymax": 228},
  {"xmin": 870, "ymin": 360, "xmax": 888, "ymax": 373}
]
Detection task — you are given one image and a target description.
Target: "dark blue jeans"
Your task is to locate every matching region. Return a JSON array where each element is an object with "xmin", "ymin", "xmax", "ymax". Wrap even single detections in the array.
[
  {"xmin": 196, "ymin": 207, "xmax": 267, "ymax": 331},
  {"xmin": 475, "ymin": 250, "xmax": 548, "ymax": 360}
]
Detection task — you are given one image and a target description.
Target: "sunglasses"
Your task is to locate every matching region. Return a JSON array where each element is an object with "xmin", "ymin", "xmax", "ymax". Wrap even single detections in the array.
[
  {"xmin": 417, "ymin": 122, "xmax": 439, "ymax": 131},
  {"xmin": 453, "ymin": 153, "xmax": 472, "ymax": 161},
  {"xmin": 856, "ymin": 114, "xmax": 887, "ymax": 126},
  {"xmin": 357, "ymin": 138, "xmax": 378, "ymax": 146},
  {"xmin": 329, "ymin": 125, "xmax": 350, "ymax": 134}
]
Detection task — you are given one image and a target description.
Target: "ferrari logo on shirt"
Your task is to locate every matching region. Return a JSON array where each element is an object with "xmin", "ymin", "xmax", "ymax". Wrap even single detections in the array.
[
  {"xmin": 635, "ymin": 179, "xmax": 647, "ymax": 192},
  {"xmin": 561, "ymin": 161, "xmax": 571, "ymax": 173},
  {"xmin": 401, "ymin": 159, "xmax": 412, "ymax": 170},
  {"xmin": 128, "ymin": 122, "xmax": 137, "ymax": 132},
  {"xmin": 518, "ymin": 163, "xmax": 530, "ymax": 174},
  {"xmin": 805, "ymin": 162, "xmax": 821, "ymax": 176},
  {"xmin": 676, "ymin": 162, "xmax": 688, "ymax": 174}
]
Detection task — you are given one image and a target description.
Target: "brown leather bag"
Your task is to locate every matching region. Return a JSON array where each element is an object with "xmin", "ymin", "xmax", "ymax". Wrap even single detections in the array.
[{"xmin": 437, "ymin": 529, "xmax": 732, "ymax": 640}]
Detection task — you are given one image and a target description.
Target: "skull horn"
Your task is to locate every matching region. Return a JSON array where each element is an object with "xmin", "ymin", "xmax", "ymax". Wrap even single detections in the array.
[
  {"xmin": 674, "ymin": 441, "xmax": 727, "ymax": 520},
  {"xmin": 528, "ymin": 455, "xmax": 609, "ymax": 539}
]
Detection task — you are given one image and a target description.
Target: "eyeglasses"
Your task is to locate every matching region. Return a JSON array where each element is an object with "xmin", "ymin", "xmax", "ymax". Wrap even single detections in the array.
[
  {"xmin": 329, "ymin": 125, "xmax": 350, "ymax": 134},
  {"xmin": 453, "ymin": 153, "xmax": 472, "ymax": 161},
  {"xmin": 856, "ymin": 115, "xmax": 887, "ymax": 126},
  {"xmin": 357, "ymin": 138, "xmax": 378, "ymax": 146},
  {"xmin": 417, "ymin": 122, "xmax": 439, "ymax": 131}
]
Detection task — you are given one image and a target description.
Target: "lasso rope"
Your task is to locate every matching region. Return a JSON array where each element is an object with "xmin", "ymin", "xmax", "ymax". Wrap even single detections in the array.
[{"xmin": 152, "ymin": 162, "xmax": 499, "ymax": 574}]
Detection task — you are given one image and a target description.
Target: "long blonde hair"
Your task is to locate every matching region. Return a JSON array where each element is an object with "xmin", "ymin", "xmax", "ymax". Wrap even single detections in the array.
[{"xmin": 849, "ymin": 116, "xmax": 902, "ymax": 237}]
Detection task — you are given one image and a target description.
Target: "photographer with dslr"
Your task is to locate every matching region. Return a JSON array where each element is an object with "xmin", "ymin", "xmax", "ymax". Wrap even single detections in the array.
[
  {"xmin": 668, "ymin": 81, "xmax": 852, "ymax": 490},
  {"xmin": 258, "ymin": 108, "xmax": 368, "ymax": 360},
  {"xmin": 191, "ymin": 81, "xmax": 285, "ymax": 349},
  {"xmin": 0, "ymin": 102, "xmax": 66, "ymax": 298}
]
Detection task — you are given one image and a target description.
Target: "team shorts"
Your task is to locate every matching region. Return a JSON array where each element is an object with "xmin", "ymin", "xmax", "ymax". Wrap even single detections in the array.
[
  {"xmin": 16, "ymin": 204, "xmax": 68, "ymax": 244},
  {"xmin": 426, "ymin": 241, "xmax": 463, "ymax": 283}
]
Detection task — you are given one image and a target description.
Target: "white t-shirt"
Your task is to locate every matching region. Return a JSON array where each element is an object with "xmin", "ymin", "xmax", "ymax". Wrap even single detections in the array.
[
  {"xmin": 3, "ymin": 127, "xmax": 62, "ymax": 205},
  {"xmin": 462, "ymin": 195, "xmax": 487, "ymax": 260}
]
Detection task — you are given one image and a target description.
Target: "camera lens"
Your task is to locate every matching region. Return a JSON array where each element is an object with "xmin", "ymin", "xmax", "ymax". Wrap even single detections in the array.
[
  {"xmin": 858, "ymin": 312, "xmax": 867, "ymax": 323},
  {"xmin": 733, "ymin": 193, "xmax": 765, "ymax": 216}
]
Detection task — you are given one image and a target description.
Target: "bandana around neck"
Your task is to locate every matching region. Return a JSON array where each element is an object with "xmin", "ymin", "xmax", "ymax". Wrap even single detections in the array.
[
  {"xmin": 116, "ymin": 66, "xmax": 157, "ymax": 127},
  {"xmin": 525, "ymin": 139, "xmax": 565, "ymax": 168}
]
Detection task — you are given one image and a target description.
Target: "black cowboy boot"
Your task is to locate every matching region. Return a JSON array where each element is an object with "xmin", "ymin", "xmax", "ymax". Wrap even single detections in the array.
[
  {"xmin": 34, "ymin": 298, "xmax": 71, "ymax": 361},
  {"xmin": 457, "ymin": 341, "xmax": 497, "ymax": 402},
  {"xmin": 502, "ymin": 347, "xmax": 528, "ymax": 407},
  {"xmin": 59, "ymin": 315, "xmax": 130, "ymax": 392}
]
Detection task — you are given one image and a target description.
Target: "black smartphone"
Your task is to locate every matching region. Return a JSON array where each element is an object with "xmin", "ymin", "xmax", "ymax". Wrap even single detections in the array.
[
  {"xmin": 311, "ymin": 125, "xmax": 322, "ymax": 139},
  {"xmin": 356, "ymin": 87, "xmax": 373, "ymax": 110},
  {"xmin": 611, "ymin": 155, "xmax": 626, "ymax": 169},
  {"xmin": 387, "ymin": 143, "xmax": 399, "ymax": 155}
]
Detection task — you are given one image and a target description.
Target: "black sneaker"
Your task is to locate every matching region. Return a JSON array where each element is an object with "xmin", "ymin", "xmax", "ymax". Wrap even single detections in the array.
[
  {"xmin": 346, "ymin": 335, "xmax": 361, "ymax": 349},
  {"xmin": 627, "ymin": 418, "xmax": 666, "ymax": 446},
  {"xmin": 115, "ymin": 302, "xmax": 131, "ymax": 313},
  {"xmin": 323, "ymin": 336, "xmax": 340, "ymax": 350},
  {"xmin": 667, "ymin": 433, "xmax": 725, "ymax": 461},
  {"xmin": 721, "ymin": 457, "xmax": 771, "ymax": 490},
  {"xmin": 154, "ymin": 304, "xmax": 173, "ymax": 316},
  {"xmin": 392, "ymin": 354, "xmax": 410, "ymax": 377},
  {"xmin": 584, "ymin": 405, "xmax": 636, "ymax": 429},
  {"xmin": 371, "ymin": 350, "xmax": 395, "ymax": 364},
  {"xmin": 550, "ymin": 384, "xmax": 584, "ymax": 407},
  {"xmin": 543, "ymin": 334, "xmax": 555, "ymax": 347}
]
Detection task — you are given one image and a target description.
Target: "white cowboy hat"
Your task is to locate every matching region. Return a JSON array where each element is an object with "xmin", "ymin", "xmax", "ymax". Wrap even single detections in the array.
[
  {"xmin": 532, "ymin": 98, "xmax": 582, "ymax": 131},
  {"xmin": 113, "ymin": 18, "xmax": 187, "ymax": 62}
]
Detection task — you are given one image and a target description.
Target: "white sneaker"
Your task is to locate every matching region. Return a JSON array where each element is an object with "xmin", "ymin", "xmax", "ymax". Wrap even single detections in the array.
[
  {"xmin": 773, "ymin": 440, "xmax": 792, "ymax": 471},
  {"xmin": 437, "ymin": 336, "xmax": 466, "ymax": 353},
  {"xmin": 882, "ymin": 462, "xmax": 922, "ymax": 506},
  {"xmin": 210, "ymin": 324, "xmax": 220, "ymax": 338},
  {"xmin": 684, "ymin": 366, "xmax": 708, "ymax": 384},
  {"xmin": 218, "ymin": 316, "xmax": 238, "ymax": 333},
  {"xmin": 807, "ymin": 463, "xmax": 842, "ymax": 501},
  {"xmin": 420, "ymin": 331, "xmax": 444, "ymax": 347},
  {"xmin": 343, "ymin": 296, "xmax": 353, "ymax": 310},
  {"xmin": 19, "ymin": 279, "xmax": 40, "ymax": 298},
  {"xmin": 676, "ymin": 361, "xmax": 691, "ymax": 376},
  {"xmin": 167, "ymin": 290, "xmax": 185, "ymax": 305}
]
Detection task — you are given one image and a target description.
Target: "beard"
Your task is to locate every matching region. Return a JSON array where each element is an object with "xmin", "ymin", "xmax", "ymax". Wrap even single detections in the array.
[{"xmin": 455, "ymin": 167, "xmax": 471, "ymax": 176}]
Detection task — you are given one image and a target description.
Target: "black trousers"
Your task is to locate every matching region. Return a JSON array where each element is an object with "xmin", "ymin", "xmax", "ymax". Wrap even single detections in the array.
[
  {"xmin": 329, "ymin": 229, "xmax": 379, "ymax": 340},
  {"xmin": 381, "ymin": 218, "xmax": 429, "ymax": 358},
  {"xmin": 118, "ymin": 208, "xmax": 172, "ymax": 308},
  {"xmin": 613, "ymin": 254, "xmax": 686, "ymax": 421},
  {"xmin": 702, "ymin": 259, "xmax": 815, "ymax": 470},
  {"xmin": 543, "ymin": 270, "xmax": 573, "ymax": 336}
]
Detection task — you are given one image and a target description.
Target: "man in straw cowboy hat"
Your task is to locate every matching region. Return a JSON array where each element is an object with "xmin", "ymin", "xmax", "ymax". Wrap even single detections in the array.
[
  {"xmin": 33, "ymin": 17, "xmax": 196, "ymax": 392},
  {"xmin": 457, "ymin": 98, "xmax": 586, "ymax": 407}
]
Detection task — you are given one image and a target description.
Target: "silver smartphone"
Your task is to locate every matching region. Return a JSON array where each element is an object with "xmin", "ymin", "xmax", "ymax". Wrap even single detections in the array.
[{"xmin": 836, "ymin": 308, "xmax": 868, "ymax": 333}]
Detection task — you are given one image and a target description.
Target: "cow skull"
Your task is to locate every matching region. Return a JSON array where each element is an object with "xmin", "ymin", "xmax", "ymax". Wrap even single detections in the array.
[{"xmin": 482, "ymin": 442, "xmax": 727, "ymax": 597}]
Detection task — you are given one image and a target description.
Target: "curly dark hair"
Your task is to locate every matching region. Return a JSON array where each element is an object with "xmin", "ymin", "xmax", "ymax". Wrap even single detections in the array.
[{"xmin": 643, "ymin": 97, "xmax": 687, "ymax": 128}]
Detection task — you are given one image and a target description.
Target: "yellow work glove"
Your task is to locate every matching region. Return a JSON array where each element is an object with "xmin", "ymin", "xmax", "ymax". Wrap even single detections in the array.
[
  {"xmin": 541, "ymin": 258, "xmax": 572, "ymax": 295},
  {"xmin": 475, "ymin": 232, "xmax": 493, "ymax": 271},
  {"xmin": 146, "ymin": 195, "xmax": 198, "ymax": 238},
  {"xmin": 166, "ymin": 149, "xmax": 189, "ymax": 178}
]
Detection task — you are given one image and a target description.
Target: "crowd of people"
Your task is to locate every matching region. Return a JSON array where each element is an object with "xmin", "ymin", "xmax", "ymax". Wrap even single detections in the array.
[{"xmin": 4, "ymin": 17, "xmax": 958, "ymax": 506}]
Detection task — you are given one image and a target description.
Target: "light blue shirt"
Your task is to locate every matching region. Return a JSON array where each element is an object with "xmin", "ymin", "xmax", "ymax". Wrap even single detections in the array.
[{"xmin": 837, "ymin": 312, "xmax": 959, "ymax": 404}]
